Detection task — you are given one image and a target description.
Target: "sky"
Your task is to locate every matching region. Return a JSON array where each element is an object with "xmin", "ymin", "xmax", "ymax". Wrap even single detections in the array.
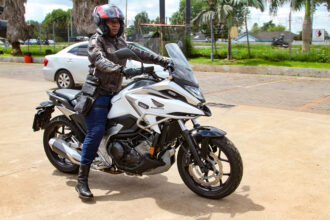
[{"xmin": 24, "ymin": 0, "xmax": 330, "ymax": 34}]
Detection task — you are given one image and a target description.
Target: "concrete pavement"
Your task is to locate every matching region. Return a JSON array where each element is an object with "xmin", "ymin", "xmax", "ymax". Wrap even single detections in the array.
[{"xmin": 0, "ymin": 64, "xmax": 329, "ymax": 219}]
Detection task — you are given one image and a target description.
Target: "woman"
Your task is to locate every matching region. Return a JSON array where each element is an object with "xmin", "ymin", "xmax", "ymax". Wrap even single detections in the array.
[{"xmin": 76, "ymin": 4, "xmax": 172, "ymax": 200}]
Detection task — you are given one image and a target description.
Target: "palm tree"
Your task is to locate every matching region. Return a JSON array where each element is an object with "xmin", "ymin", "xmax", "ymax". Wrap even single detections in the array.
[
  {"xmin": 302, "ymin": 0, "xmax": 312, "ymax": 52},
  {"xmin": 192, "ymin": 0, "xmax": 233, "ymax": 58},
  {"xmin": 72, "ymin": 0, "xmax": 108, "ymax": 36},
  {"xmin": 193, "ymin": 0, "xmax": 264, "ymax": 60},
  {"xmin": 236, "ymin": 0, "xmax": 265, "ymax": 58},
  {"xmin": 0, "ymin": 0, "xmax": 29, "ymax": 55}
]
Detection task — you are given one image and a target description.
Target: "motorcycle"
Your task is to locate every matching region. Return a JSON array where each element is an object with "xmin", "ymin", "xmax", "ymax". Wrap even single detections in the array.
[
  {"xmin": 271, "ymin": 35, "xmax": 289, "ymax": 48},
  {"xmin": 33, "ymin": 43, "xmax": 243, "ymax": 199}
]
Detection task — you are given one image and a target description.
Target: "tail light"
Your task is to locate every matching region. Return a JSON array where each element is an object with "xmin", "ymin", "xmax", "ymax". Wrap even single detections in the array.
[{"xmin": 44, "ymin": 58, "xmax": 48, "ymax": 66}]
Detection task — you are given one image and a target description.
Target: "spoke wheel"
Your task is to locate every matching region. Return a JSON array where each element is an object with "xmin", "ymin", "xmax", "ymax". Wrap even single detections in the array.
[{"xmin": 177, "ymin": 137, "xmax": 243, "ymax": 199}]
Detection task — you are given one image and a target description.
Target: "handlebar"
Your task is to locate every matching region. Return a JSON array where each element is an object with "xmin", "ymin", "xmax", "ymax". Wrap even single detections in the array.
[{"xmin": 135, "ymin": 66, "xmax": 154, "ymax": 74}]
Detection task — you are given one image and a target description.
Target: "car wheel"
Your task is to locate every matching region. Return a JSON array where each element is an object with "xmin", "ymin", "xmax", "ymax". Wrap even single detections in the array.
[{"xmin": 56, "ymin": 70, "xmax": 74, "ymax": 89}]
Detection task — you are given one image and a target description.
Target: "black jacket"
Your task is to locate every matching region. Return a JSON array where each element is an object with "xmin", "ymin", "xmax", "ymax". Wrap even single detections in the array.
[{"xmin": 88, "ymin": 33, "xmax": 168, "ymax": 93}]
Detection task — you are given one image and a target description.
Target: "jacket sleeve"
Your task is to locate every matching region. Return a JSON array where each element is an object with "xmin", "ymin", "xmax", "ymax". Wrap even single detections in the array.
[
  {"xmin": 88, "ymin": 35, "xmax": 122, "ymax": 75},
  {"xmin": 127, "ymin": 44, "xmax": 169, "ymax": 67}
]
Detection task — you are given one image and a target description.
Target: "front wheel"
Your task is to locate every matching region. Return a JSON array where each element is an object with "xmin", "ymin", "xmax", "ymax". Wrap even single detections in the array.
[{"xmin": 177, "ymin": 137, "xmax": 243, "ymax": 199}]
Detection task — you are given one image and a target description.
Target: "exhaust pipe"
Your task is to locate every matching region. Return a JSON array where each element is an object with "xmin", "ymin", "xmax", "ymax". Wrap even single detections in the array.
[{"xmin": 49, "ymin": 138, "xmax": 81, "ymax": 165}]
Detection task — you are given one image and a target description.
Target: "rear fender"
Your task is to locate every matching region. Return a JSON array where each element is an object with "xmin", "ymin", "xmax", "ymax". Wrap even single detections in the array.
[{"xmin": 32, "ymin": 101, "xmax": 55, "ymax": 131}]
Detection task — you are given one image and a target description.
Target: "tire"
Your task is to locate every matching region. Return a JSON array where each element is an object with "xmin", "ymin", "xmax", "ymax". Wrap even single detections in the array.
[
  {"xmin": 56, "ymin": 70, "xmax": 75, "ymax": 89},
  {"xmin": 43, "ymin": 115, "xmax": 84, "ymax": 174},
  {"xmin": 177, "ymin": 136, "xmax": 243, "ymax": 199}
]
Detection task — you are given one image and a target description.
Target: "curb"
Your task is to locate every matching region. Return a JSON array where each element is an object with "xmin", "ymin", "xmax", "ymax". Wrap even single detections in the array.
[
  {"xmin": 0, "ymin": 56, "xmax": 329, "ymax": 78},
  {"xmin": 191, "ymin": 63, "xmax": 330, "ymax": 78},
  {"xmin": 0, "ymin": 56, "xmax": 43, "ymax": 64}
]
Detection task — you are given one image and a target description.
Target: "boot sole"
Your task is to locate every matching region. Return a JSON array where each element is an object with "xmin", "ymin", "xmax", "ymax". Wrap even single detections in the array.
[{"xmin": 75, "ymin": 186, "xmax": 94, "ymax": 200}]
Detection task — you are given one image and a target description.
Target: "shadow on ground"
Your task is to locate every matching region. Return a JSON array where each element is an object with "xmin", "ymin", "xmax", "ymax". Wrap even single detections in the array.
[{"xmin": 53, "ymin": 170, "xmax": 264, "ymax": 218}]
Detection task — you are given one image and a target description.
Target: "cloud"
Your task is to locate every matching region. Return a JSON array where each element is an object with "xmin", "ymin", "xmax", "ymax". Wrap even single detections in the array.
[
  {"xmin": 248, "ymin": 3, "xmax": 330, "ymax": 34},
  {"xmin": 24, "ymin": 0, "xmax": 329, "ymax": 34},
  {"xmin": 25, "ymin": 0, "xmax": 72, "ymax": 22},
  {"xmin": 110, "ymin": 0, "xmax": 180, "ymax": 25}
]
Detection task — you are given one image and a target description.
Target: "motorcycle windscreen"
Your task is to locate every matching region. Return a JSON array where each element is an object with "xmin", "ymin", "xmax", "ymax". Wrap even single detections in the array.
[{"xmin": 165, "ymin": 43, "xmax": 199, "ymax": 88}]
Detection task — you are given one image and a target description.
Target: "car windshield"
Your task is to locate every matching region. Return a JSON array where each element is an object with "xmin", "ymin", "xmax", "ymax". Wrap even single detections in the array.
[{"xmin": 165, "ymin": 43, "xmax": 199, "ymax": 88}]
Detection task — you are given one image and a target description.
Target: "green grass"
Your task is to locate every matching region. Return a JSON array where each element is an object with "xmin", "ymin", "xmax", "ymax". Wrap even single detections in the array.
[
  {"xmin": 189, "ymin": 57, "xmax": 330, "ymax": 69},
  {"xmin": 0, "ymin": 43, "xmax": 75, "ymax": 57},
  {"xmin": 191, "ymin": 44, "xmax": 330, "ymax": 63}
]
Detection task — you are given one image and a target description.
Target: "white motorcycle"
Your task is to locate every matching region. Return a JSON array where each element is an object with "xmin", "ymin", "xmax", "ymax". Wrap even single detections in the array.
[{"xmin": 33, "ymin": 43, "xmax": 243, "ymax": 199}]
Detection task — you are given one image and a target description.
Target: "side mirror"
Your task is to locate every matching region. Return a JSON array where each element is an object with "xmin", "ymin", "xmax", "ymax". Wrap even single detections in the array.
[{"xmin": 114, "ymin": 48, "xmax": 141, "ymax": 61}]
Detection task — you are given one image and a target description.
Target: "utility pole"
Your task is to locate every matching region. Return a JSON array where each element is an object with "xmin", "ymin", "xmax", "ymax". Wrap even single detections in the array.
[
  {"xmin": 53, "ymin": 22, "xmax": 55, "ymax": 53},
  {"xmin": 160, "ymin": 0, "xmax": 165, "ymax": 55},
  {"xmin": 289, "ymin": 8, "xmax": 292, "ymax": 59},
  {"xmin": 211, "ymin": 18, "xmax": 214, "ymax": 61},
  {"xmin": 185, "ymin": 0, "xmax": 191, "ymax": 55},
  {"xmin": 125, "ymin": 0, "xmax": 128, "ymax": 40},
  {"xmin": 67, "ymin": 19, "xmax": 70, "ymax": 43},
  {"xmin": 70, "ymin": 10, "xmax": 73, "ymax": 41},
  {"xmin": 185, "ymin": 0, "xmax": 191, "ymax": 37},
  {"xmin": 39, "ymin": 24, "xmax": 42, "ymax": 53}
]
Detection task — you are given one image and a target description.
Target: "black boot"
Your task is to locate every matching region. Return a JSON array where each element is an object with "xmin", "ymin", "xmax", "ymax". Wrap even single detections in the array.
[{"xmin": 75, "ymin": 164, "xmax": 93, "ymax": 200}]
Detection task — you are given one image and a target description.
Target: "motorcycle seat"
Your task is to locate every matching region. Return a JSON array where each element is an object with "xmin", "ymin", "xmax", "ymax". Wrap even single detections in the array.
[{"xmin": 54, "ymin": 89, "xmax": 81, "ymax": 105}]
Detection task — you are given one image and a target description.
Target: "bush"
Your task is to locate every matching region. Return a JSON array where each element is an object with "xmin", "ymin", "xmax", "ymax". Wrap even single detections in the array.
[
  {"xmin": 192, "ymin": 43, "xmax": 329, "ymax": 63},
  {"xmin": 45, "ymin": 49, "xmax": 52, "ymax": 55}
]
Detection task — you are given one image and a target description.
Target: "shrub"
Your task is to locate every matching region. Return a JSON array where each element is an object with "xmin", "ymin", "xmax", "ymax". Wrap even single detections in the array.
[{"xmin": 191, "ymin": 44, "xmax": 329, "ymax": 63}]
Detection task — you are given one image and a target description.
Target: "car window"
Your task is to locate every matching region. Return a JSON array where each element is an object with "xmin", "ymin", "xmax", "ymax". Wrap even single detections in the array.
[
  {"xmin": 68, "ymin": 44, "xmax": 88, "ymax": 56},
  {"xmin": 68, "ymin": 46, "xmax": 78, "ymax": 55},
  {"xmin": 76, "ymin": 44, "xmax": 88, "ymax": 56}
]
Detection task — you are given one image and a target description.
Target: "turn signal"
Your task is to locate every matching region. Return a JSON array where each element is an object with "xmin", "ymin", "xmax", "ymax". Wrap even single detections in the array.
[{"xmin": 149, "ymin": 146, "xmax": 155, "ymax": 155}]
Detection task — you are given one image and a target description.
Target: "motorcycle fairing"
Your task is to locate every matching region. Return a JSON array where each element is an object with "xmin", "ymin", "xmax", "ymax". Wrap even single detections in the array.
[{"xmin": 108, "ymin": 79, "xmax": 205, "ymax": 133}]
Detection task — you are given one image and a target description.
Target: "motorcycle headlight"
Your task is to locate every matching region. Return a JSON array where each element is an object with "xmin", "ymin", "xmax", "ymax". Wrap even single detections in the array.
[{"xmin": 184, "ymin": 85, "xmax": 205, "ymax": 102}]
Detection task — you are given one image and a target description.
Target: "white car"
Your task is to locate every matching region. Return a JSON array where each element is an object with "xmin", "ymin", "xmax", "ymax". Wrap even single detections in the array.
[{"xmin": 43, "ymin": 41, "xmax": 168, "ymax": 89}]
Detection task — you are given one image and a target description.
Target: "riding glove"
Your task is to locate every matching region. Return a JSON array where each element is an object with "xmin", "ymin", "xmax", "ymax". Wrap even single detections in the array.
[
  {"xmin": 164, "ymin": 59, "xmax": 174, "ymax": 72},
  {"xmin": 122, "ymin": 67, "xmax": 142, "ymax": 79}
]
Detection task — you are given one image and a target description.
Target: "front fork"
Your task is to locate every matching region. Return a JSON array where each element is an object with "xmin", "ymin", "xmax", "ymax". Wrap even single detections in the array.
[{"xmin": 178, "ymin": 119, "xmax": 208, "ymax": 173}]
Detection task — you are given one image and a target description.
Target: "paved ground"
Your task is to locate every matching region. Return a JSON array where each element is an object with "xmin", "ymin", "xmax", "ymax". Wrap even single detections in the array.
[{"xmin": 0, "ymin": 63, "xmax": 329, "ymax": 219}]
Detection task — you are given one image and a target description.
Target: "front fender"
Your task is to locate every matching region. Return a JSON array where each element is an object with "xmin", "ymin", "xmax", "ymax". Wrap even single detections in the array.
[
  {"xmin": 190, "ymin": 126, "xmax": 227, "ymax": 159},
  {"xmin": 191, "ymin": 126, "xmax": 226, "ymax": 141}
]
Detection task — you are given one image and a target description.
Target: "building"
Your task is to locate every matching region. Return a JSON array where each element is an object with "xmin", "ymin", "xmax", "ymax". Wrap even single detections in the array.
[{"xmin": 234, "ymin": 31, "xmax": 296, "ymax": 43}]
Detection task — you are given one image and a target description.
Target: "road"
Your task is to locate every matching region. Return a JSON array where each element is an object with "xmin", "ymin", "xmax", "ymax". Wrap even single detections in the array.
[{"xmin": 0, "ymin": 63, "xmax": 329, "ymax": 220}]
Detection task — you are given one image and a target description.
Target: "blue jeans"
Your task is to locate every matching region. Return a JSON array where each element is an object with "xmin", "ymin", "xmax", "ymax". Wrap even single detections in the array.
[{"xmin": 81, "ymin": 95, "xmax": 111, "ymax": 165}]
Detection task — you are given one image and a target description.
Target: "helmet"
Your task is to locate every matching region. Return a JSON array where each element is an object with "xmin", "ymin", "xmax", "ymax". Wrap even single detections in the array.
[{"xmin": 93, "ymin": 4, "xmax": 125, "ymax": 37}]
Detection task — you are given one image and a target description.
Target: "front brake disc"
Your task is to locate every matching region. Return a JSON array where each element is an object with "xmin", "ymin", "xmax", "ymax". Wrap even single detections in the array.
[{"xmin": 188, "ymin": 152, "xmax": 223, "ymax": 187}]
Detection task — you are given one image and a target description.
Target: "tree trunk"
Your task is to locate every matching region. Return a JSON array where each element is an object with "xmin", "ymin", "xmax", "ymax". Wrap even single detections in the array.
[
  {"xmin": 302, "ymin": 0, "xmax": 312, "ymax": 52},
  {"xmin": 244, "ymin": 14, "xmax": 251, "ymax": 58},
  {"xmin": 72, "ymin": 0, "xmax": 108, "ymax": 35},
  {"xmin": 227, "ymin": 32, "xmax": 232, "ymax": 60},
  {"xmin": 11, "ymin": 41, "xmax": 22, "ymax": 56}
]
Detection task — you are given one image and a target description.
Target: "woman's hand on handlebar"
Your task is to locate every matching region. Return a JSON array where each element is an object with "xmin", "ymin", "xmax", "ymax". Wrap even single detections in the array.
[
  {"xmin": 121, "ymin": 67, "xmax": 142, "ymax": 79},
  {"xmin": 164, "ymin": 59, "xmax": 174, "ymax": 72}
]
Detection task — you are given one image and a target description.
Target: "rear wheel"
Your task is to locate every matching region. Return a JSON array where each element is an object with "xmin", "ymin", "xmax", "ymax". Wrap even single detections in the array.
[
  {"xmin": 43, "ymin": 116, "xmax": 84, "ymax": 174},
  {"xmin": 177, "ymin": 137, "xmax": 243, "ymax": 199},
  {"xmin": 56, "ymin": 70, "xmax": 74, "ymax": 89}
]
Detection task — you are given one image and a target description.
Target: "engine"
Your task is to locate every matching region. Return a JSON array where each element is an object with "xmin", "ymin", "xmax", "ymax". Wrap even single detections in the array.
[{"xmin": 107, "ymin": 135, "xmax": 152, "ymax": 168}]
